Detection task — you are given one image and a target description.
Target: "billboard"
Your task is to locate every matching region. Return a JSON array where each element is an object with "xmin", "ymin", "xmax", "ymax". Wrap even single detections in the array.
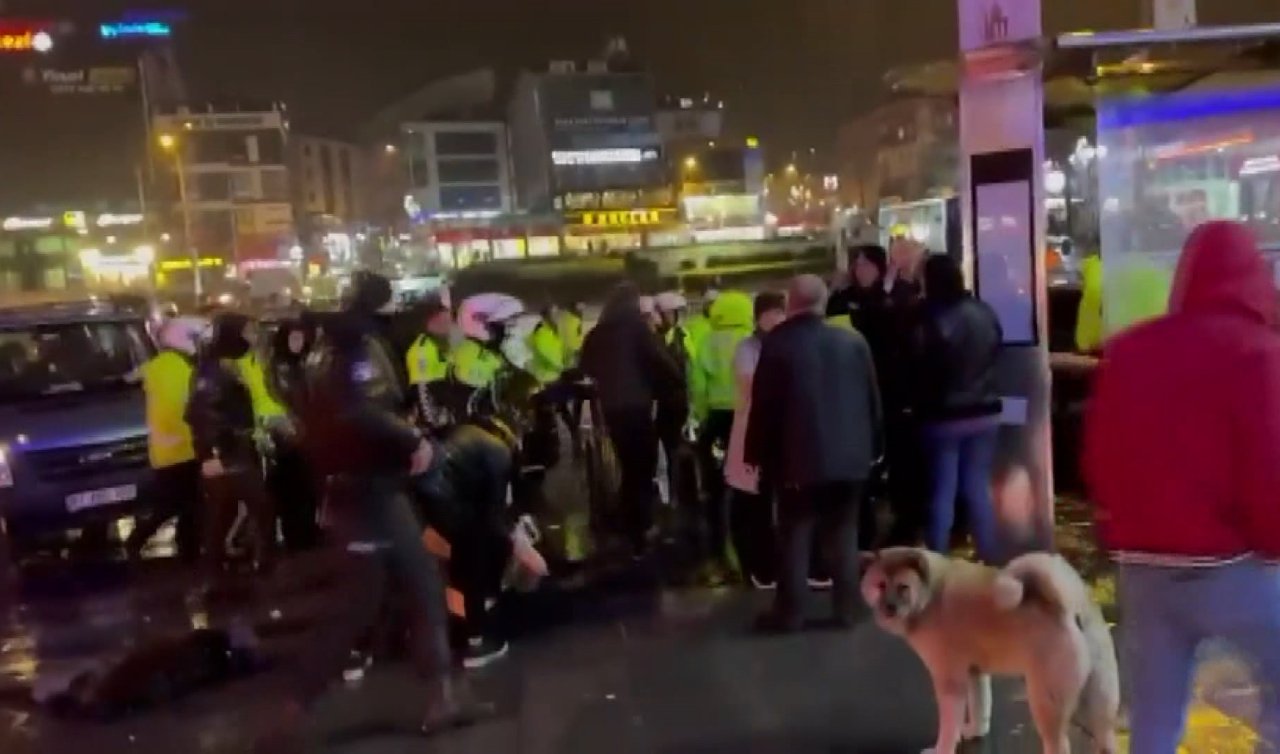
[
  {"xmin": 22, "ymin": 66, "xmax": 136, "ymax": 95},
  {"xmin": 100, "ymin": 20, "xmax": 172, "ymax": 40},
  {"xmin": 0, "ymin": 24, "xmax": 53, "ymax": 54}
]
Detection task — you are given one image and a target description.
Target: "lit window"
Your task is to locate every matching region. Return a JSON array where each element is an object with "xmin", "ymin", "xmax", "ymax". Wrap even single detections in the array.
[{"xmin": 590, "ymin": 90, "xmax": 614, "ymax": 111}]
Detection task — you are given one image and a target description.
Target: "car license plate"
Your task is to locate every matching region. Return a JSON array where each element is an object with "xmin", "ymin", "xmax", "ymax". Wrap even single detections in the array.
[{"xmin": 65, "ymin": 484, "xmax": 137, "ymax": 513}]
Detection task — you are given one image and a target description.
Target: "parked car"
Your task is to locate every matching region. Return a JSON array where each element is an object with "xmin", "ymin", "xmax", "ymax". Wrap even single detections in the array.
[{"xmin": 0, "ymin": 299, "xmax": 155, "ymax": 565}]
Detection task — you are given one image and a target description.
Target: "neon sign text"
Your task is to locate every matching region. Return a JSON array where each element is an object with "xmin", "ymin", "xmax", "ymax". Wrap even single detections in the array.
[
  {"xmin": 100, "ymin": 21, "xmax": 172, "ymax": 39},
  {"xmin": 0, "ymin": 30, "xmax": 53, "ymax": 53}
]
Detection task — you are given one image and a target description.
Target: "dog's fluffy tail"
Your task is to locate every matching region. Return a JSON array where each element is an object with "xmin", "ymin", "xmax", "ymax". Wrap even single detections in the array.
[{"xmin": 996, "ymin": 553, "xmax": 1090, "ymax": 616}]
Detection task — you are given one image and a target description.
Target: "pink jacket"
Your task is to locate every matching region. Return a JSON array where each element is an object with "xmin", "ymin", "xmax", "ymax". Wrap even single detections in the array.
[{"xmin": 1083, "ymin": 221, "xmax": 1280, "ymax": 562}]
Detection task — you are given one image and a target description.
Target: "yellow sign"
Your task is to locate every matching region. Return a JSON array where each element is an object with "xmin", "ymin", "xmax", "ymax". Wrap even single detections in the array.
[
  {"xmin": 576, "ymin": 209, "xmax": 673, "ymax": 227},
  {"xmin": 62, "ymin": 211, "xmax": 87, "ymax": 230},
  {"xmin": 158, "ymin": 257, "xmax": 223, "ymax": 271}
]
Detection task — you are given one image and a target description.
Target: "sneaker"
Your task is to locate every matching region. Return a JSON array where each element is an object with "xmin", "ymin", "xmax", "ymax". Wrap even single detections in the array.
[
  {"xmin": 807, "ymin": 577, "xmax": 833, "ymax": 591},
  {"xmin": 749, "ymin": 575, "xmax": 777, "ymax": 591},
  {"xmin": 463, "ymin": 636, "xmax": 510, "ymax": 670}
]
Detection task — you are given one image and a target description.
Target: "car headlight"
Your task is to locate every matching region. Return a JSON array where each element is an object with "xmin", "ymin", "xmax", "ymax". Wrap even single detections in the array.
[{"xmin": 0, "ymin": 446, "xmax": 13, "ymax": 488}]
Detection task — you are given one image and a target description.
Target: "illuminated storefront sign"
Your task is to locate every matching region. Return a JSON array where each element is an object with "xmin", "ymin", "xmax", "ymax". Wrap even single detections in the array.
[
  {"xmin": 25, "ymin": 67, "xmax": 136, "ymax": 95},
  {"xmin": 1241, "ymin": 155, "xmax": 1280, "ymax": 177},
  {"xmin": 0, "ymin": 29, "xmax": 53, "ymax": 53},
  {"xmin": 96, "ymin": 213, "xmax": 145, "ymax": 227},
  {"xmin": 551, "ymin": 148, "xmax": 659, "ymax": 166},
  {"xmin": 158, "ymin": 257, "xmax": 223, "ymax": 271},
  {"xmin": 100, "ymin": 20, "xmax": 172, "ymax": 39},
  {"xmin": 2, "ymin": 216, "xmax": 54, "ymax": 231},
  {"xmin": 572, "ymin": 209, "xmax": 675, "ymax": 227}
]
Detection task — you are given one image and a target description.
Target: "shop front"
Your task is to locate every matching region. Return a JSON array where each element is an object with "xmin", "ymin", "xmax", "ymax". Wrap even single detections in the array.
[
  {"xmin": 562, "ymin": 207, "xmax": 681, "ymax": 252},
  {"xmin": 1097, "ymin": 76, "xmax": 1280, "ymax": 333}
]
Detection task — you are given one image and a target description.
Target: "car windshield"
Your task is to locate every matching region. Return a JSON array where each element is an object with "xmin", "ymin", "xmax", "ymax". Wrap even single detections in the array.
[{"xmin": 0, "ymin": 320, "xmax": 150, "ymax": 402}]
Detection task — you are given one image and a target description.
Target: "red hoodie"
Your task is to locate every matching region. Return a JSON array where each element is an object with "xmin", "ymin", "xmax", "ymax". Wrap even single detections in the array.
[{"xmin": 1083, "ymin": 221, "xmax": 1280, "ymax": 563}]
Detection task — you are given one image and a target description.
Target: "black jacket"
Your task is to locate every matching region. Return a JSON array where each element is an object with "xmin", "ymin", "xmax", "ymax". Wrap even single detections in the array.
[
  {"xmin": 303, "ymin": 312, "xmax": 421, "ymax": 475},
  {"xmin": 186, "ymin": 359, "xmax": 257, "ymax": 463},
  {"xmin": 745, "ymin": 313, "xmax": 883, "ymax": 488},
  {"xmin": 580, "ymin": 307, "xmax": 683, "ymax": 414},
  {"xmin": 911, "ymin": 296, "xmax": 1003, "ymax": 422}
]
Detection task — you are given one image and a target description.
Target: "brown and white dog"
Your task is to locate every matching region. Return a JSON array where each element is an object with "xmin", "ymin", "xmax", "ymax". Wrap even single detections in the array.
[{"xmin": 861, "ymin": 548, "xmax": 1119, "ymax": 754}]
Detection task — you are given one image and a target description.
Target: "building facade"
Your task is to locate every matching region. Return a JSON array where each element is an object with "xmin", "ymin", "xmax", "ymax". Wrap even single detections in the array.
[
  {"xmin": 152, "ymin": 103, "xmax": 296, "ymax": 275},
  {"xmin": 836, "ymin": 96, "xmax": 959, "ymax": 212},
  {"xmin": 508, "ymin": 60, "xmax": 677, "ymax": 251},
  {"xmin": 401, "ymin": 121, "xmax": 513, "ymax": 219},
  {"xmin": 291, "ymin": 135, "xmax": 366, "ymax": 225}
]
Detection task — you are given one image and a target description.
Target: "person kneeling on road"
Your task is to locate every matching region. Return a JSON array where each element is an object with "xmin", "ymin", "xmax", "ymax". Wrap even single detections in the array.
[{"xmin": 414, "ymin": 422, "xmax": 548, "ymax": 670}]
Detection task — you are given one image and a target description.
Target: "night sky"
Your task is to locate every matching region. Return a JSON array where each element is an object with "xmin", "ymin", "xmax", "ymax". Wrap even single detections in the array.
[{"xmin": 0, "ymin": 0, "xmax": 1274, "ymax": 211}]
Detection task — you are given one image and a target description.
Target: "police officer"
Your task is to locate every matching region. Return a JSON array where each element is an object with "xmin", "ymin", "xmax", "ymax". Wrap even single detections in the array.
[
  {"xmin": 556, "ymin": 301, "xmax": 584, "ymax": 369},
  {"xmin": 526, "ymin": 304, "xmax": 565, "ymax": 387},
  {"xmin": 655, "ymin": 292, "xmax": 694, "ymax": 372},
  {"xmin": 268, "ymin": 271, "xmax": 484, "ymax": 747},
  {"xmin": 690, "ymin": 290, "xmax": 754, "ymax": 580},
  {"xmin": 684, "ymin": 290, "xmax": 717, "ymax": 359},
  {"xmin": 128, "ymin": 316, "xmax": 205, "ymax": 562},
  {"xmin": 405, "ymin": 292, "xmax": 457, "ymax": 433},
  {"xmin": 186, "ymin": 313, "xmax": 276, "ymax": 578},
  {"xmin": 450, "ymin": 314, "xmax": 505, "ymax": 417},
  {"xmin": 235, "ymin": 319, "xmax": 288, "ymax": 427}
]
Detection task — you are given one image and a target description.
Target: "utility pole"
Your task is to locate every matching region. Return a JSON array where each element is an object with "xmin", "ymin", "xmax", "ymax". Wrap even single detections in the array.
[
  {"xmin": 159, "ymin": 134, "xmax": 200, "ymax": 300},
  {"xmin": 175, "ymin": 153, "xmax": 198, "ymax": 299}
]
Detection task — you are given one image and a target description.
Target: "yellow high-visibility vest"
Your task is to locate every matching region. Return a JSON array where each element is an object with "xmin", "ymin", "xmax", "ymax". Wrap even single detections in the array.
[{"xmin": 142, "ymin": 351, "xmax": 196, "ymax": 468}]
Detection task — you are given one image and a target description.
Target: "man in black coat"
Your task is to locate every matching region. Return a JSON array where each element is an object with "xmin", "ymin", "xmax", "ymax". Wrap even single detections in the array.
[
  {"xmin": 580, "ymin": 283, "xmax": 685, "ymax": 554},
  {"xmin": 746, "ymin": 274, "xmax": 883, "ymax": 631},
  {"xmin": 186, "ymin": 312, "xmax": 276, "ymax": 578},
  {"xmin": 259, "ymin": 272, "xmax": 486, "ymax": 751}
]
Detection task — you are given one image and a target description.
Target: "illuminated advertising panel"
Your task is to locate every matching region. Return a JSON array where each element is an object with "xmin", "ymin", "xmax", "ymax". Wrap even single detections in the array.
[
  {"xmin": 0, "ymin": 24, "xmax": 53, "ymax": 54},
  {"xmin": 100, "ymin": 20, "xmax": 172, "ymax": 39},
  {"xmin": 1097, "ymin": 84, "xmax": 1280, "ymax": 332},
  {"xmin": 551, "ymin": 148, "xmax": 659, "ymax": 166},
  {"xmin": 23, "ymin": 67, "xmax": 136, "ymax": 95}
]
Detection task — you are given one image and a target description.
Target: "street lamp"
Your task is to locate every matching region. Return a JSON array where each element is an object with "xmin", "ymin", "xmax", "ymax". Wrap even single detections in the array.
[
  {"xmin": 157, "ymin": 133, "xmax": 200, "ymax": 299},
  {"xmin": 683, "ymin": 155, "xmax": 698, "ymax": 171}
]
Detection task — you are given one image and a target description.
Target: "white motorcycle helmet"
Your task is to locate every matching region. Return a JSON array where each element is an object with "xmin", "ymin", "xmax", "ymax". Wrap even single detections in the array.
[
  {"xmin": 156, "ymin": 316, "xmax": 207, "ymax": 356},
  {"xmin": 501, "ymin": 313, "xmax": 542, "ymax": 370},
  {"xmin": 457, "ymin": 293, "xmax": 524, "ymax": 342},
  {"xmin": 654, "ymin": 291, "xmax": 688, "ymax": 314}
]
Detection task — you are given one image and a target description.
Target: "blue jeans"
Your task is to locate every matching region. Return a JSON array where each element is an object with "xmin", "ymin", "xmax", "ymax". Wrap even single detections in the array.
[
  {"xmin": 1120, "ymin": 560, "xmax": 1280, "ymax": 754},
  {"xmin": 924, "ymin": 421, "xmax": 999, "ymax": 562}
]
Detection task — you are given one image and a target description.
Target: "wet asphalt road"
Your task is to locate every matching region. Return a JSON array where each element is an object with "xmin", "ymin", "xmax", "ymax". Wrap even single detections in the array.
[{"xmin": 0, "ymin": 468, "xmax": 1264, "ymax": 752}]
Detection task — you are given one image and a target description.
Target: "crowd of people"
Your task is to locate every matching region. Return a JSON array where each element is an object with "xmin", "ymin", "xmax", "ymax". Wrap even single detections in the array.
[
  {"xmin": 119, "ymin": 218, "xmax": 1280, "ymax": 751},
  {"xmin": 573, "ymin": 238, "xmax": 1007, "ymax": 631},
  {"xmin": 129, "ymin": 236, "xmax": 1020, "ymax": 749}
]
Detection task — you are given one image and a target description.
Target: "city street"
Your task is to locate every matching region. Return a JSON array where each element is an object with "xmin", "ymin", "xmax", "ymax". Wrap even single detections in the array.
[{"xmin": 0, "ymin": 486, "xmax": 1263, "ymax": 753}]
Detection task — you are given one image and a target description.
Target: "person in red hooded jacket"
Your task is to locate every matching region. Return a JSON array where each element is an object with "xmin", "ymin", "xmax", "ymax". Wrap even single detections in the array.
[{"xmin": 1083, "ymin": 220, "xmax": 1280, "ymax": 754}]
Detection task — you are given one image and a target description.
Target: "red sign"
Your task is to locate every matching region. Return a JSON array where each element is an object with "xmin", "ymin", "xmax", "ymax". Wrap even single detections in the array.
[{"xmin": 0, "ymin": 23, "xmax": 53, "ymax": 53}]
